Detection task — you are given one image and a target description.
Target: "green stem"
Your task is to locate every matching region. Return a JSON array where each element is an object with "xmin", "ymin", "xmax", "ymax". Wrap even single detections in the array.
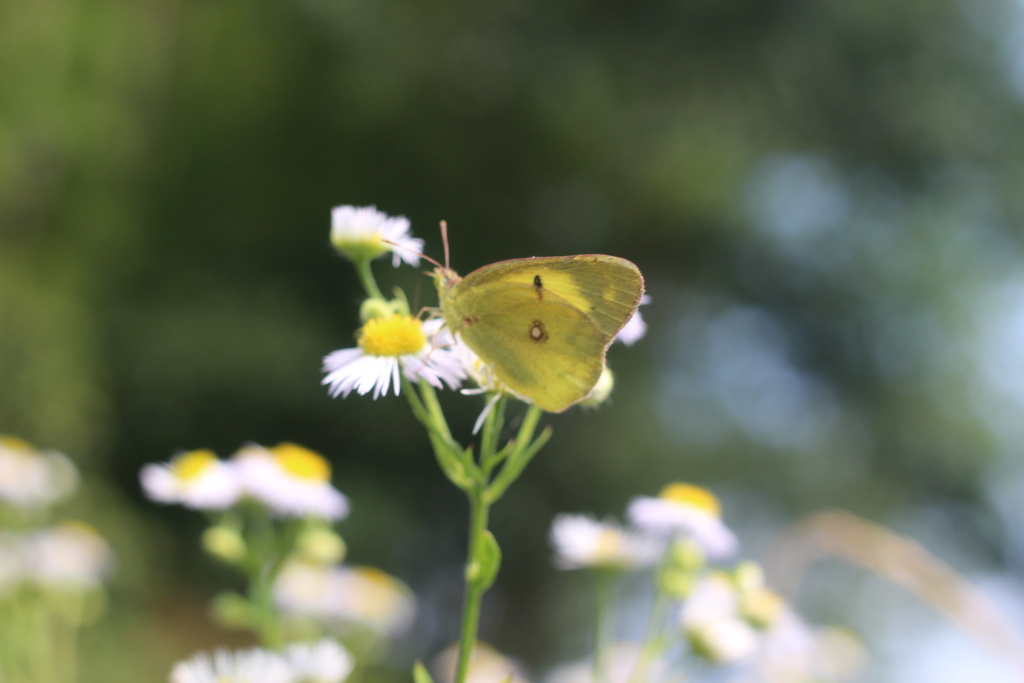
[
  {"xmin": 242, "ymin": 506, "xmax": 293, "ymax": 648},
  {"xmin": 626, "ymin": 588, "xmax": 671, "ymax": 683},
  {"xmin": 355, "ymin": 257, "xmax": 385, "ymax": 301},
  {"xmin": 454, "ymin": 490, "xmax": 490, "ymax": 683},
  {"xmin": 479, "ymin": 395, "xmax": 507, "ymax": 474},
  {"xmin": 593, "ymin": 571, "xmax": 617, "ymax": 683}
]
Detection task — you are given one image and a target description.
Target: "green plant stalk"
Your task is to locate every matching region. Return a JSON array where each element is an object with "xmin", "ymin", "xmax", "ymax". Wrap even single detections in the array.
[
  {"xmin": 453, "ymin": 393, "xmax": 509, "ymax": 683},
  {"xmin": 626, "ymin": 586, "xmax": 671, "ymax": 683},
  {"xmin": 404, "ymin": 372, "xmax": 549, "ymax": 683},
  {"xmin": 354, "ymin": 257, "xmax": 385, "ymax": 301},
  {"xmin": 593, "ymin": 571, "xmax": 617, "ymax": 683},
  {"xmin": 454, "ymin": 490, "xmax": 491, "ymax": 683},
  {"xmin": 242, "ymin": 506, "xmax": 296, "ymax": 648}
]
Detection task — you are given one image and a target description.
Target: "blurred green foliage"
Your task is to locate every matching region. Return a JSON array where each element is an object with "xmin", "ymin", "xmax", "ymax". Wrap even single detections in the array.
[{"xmin": 3, "ymin": 0, "xmax": 1024, "ymax": 680}]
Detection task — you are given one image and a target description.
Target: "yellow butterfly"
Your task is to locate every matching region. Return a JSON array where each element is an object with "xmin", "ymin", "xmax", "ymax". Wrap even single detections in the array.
[{"xmin": 434, "ymin": 251, "xmax": 644, "ymax": 413}]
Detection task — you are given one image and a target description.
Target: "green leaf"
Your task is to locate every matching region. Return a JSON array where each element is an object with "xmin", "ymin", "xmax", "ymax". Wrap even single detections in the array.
[
  {"xmin": 467, "ymin": 529, "xmax": 502, "ymax": 591},
  {"xmin": 413, "ymin": 660, "xmax": 435, "ymax": 683}
]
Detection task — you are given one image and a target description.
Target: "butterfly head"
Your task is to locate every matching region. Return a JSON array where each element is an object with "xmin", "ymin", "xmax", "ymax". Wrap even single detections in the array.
[{"xmin": 433, "ymin": 265, "xmax": 462, "ymax": 292}]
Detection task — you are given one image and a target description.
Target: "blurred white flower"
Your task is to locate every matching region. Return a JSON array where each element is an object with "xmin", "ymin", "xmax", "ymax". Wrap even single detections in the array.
[
  {"xmin": 140, "ymin": 449, "xmax": 241, "ymax": 510},
  {"xmin": 274, "ymin": 559, "xmax": 335, "ymax": 616},
  {"xmin": 615, "ymin": 295, "xmax": 650, "ymax": 346},
  {"xmin": 0, "ymin": 435, "xmax": 78, "ymax": 509},
  {"xmin": 330, "ymin": 205, "xmax": 424, "ymax": 267},
  {"xmin": 330, "ymin": 565, "xmax": 416, "ymax": 635},
  {"xmin": 745, "ymin": 614, "xmax": 866, "ymax": 683},
  {"xmin": 681, "ymin": 573, "xmax": 760, "ymax": 664},
  {"xmin": 170, "ymin": 647, "xmax": 294, "ymax": 683},
  {"xmin": 549, "ymin": 514, "xmax": 662, "ymax": 571},
  {"xmin": 626, "ymin": 483, "xmax": 738, "ymax": 560},
  {"xmin": 544, "ymin": 642, "xmax": 667, "ymax": 683},
  {"xmin": 274, "ymin": 561, "xmax": 416, "ymax": 637},
  {"xmin": 284, "ymin": 638, "xmax": 354, "ymax": 683},
  {"xmin": 234, "ymin": 443, "xmax": 349, "ymax": 520},
  {"xmin": 25, "ymin": 522, "xmax": 114, "ymax": 590},
  {"xmin": 691, "ymin": 617, "xmax": 761, "ymax": 664},
  {"xmin": 433, "ymin": 642, "xmax": 530, "ymax": 683},
  {"xmin": 322, "ymin": 317, "xmax": 465, "ymax": 400}
]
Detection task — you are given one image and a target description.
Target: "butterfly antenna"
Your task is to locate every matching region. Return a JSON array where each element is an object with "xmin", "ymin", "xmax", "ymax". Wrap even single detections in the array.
[
  {"xmin": 440, "ymin": 220, "xmax": 451, "ymax": 270},
  {"xmin": 382, "ymin": 237, "xmax": 443, "ymax": 270}
]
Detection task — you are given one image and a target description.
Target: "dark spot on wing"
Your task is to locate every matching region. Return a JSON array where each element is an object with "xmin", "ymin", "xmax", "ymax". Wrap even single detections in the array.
[
  {"xmin": 529, "ymin": 320, "xmax": 548, "ymax": 342},
  {"xmin": 462, "ymin": 316, "xmax": 479, "ymax": 326},
  {"xmin": 533, "ymin": 274, "xmax": 543, "ymax": 299}
]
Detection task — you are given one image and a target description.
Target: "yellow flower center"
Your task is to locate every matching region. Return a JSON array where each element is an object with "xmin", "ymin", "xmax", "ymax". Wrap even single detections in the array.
[
  {"xmin": 272, "ymin": 442, "xmax": 330, "ymax": 482},
  {"xmin": 0, "ymin": 435, "xmax": 33, "ymax": 452},
  {"xmin": 660, "ymin": 483, "xmax": 721, "ymax": 516},
  {"xmin": 171, "ymin": 449, "xmax": 218, "ymax": 482},
  {"xmin": 358, "ymin": 315, "xmax": 427, "ymax": 357}
]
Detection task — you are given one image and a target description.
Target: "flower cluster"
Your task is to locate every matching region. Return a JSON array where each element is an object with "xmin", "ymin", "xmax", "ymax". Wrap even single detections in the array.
[
  {"xmin": 0, "ymin": 437, "xmax": 114, "ymax": 595},
  {"xmin": 0, "ymin": 437, "xmax": 116, "ymax": 683},
  {"xmin": 550, "ymin": 482, "xmax": 738, "ymax": 572},
  {"xmin": 140, "ymin": 438, "xmax": 416, "ymax": 676},
  {"xmin": 546, "ymin": 482, "xmax": 865, "ymax": 683},
  {"xmin": 170, "ymin": 638, "xmax": 354, "ymax": 683},
  {"xmin": 140, "ymin": 442, "xmax": 349, "ymax": 519}
]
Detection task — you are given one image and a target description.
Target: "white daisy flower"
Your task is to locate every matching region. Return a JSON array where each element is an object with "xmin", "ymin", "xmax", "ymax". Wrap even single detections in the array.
[
  {"xmin": 284, "ymin": 638, "xmax": 354, "ymax": 683},
  {"xmin": 615, "ymin": 294, "xmax": 651, "ymax": 346},
  {"xmin": 330, "ymin": 205, "xmax": 424, "ymax": 267},
  {"xmin": 234, "ymin": 443, "xmax": 349, "ymax": 520},
  {"xmin": 322, "ymin": 316, "xmax": 465, "ymax": 400},
  {"xmin": 626, "ymin": 483, "xmax": 738, "ymax": 560},
  {"xmin": 25, "ymin": 522, "xmax": 114, "ymax": 590},
  {"xmin": 0, "ymin": 435, "xmax": 78, "ymax": 509},
  {"xmin": 140, "ymin": 449, "xmax": 241, "ymax": 510},
  {"xmin": 549, "ymin": 514, "xmax": 662, "ymax": 571},
  {"xmin": 274, "ymin": 561, "xmax": 416, "ymax": 636},
  {"xmin": 681, "ymin": 573, "xmax": 760, "ymax": 664},
  {"xmin": 433, "ymin": 642, "xmax": 530, "ymax": 683},
  {"xmin": 0, "ymin": 532, "xmax": 26, "ymax": 597},
  {"xmin": 689, "ymin": 616, "xmax": 761, "ymax": 664},
  {"xmin": 170, "ymin": 647, "xmax": 294, "ymax": 683}
]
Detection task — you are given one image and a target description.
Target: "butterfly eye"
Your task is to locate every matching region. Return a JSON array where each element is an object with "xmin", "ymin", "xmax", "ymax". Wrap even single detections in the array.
[{"xmin": 530, "ymin": 321, "xmax": 548, "ymax": 342}]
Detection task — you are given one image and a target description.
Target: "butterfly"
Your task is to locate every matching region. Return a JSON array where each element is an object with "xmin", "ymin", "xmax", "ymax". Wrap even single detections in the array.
[{"xmin": 434, "ymin": 251, "xmax": 644, "ymax": 413}]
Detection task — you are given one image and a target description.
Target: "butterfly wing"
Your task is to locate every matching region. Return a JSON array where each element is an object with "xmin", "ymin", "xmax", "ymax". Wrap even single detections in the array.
[
  {"xmin": 445, "ymin": 255, "xmax": 644, "ymax": 412},
  {"xmin": 458, "ymin": 255, "xmax": 644, "ymax": 340},
  {"xmin": 454, "ymin": 283, "xmax": 608, "ymax": 412}
]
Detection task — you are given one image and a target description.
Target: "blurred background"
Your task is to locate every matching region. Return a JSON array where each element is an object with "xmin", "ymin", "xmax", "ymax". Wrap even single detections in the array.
[{"xmin": 3, "ymin": 0, "xmax": 1024, "ymax": 680}]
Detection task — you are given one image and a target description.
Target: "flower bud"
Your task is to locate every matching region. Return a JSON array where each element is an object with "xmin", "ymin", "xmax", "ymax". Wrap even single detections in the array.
[
  {"xmin": 296, "ymin": 526, "xmax": 347, "ymax": 565},
  {"xmin": 202, "ymin": 525, "xmax": 246, "ymax": 564},
  {"xmin": 579, "ymin": 366, "xmax": 614, "ymax": 407}
]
